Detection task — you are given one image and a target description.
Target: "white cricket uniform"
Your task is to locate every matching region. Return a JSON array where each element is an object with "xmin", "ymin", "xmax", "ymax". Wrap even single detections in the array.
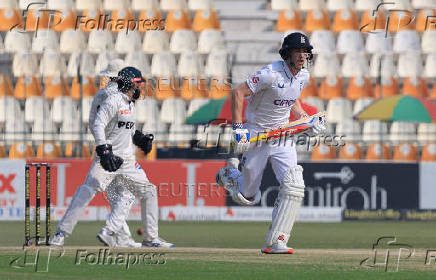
[
  {"xmin": 240, "ymin": 61, "xmax": 309, "ymax": 198},
  {"xmin": 57, "ymin": 83, "xmax": 159, "ymax": 241}
]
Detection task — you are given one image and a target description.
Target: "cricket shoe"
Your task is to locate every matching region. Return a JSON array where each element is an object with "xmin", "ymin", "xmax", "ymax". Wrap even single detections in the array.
[
  {"xmin": 116, "ymin": 235, "xmax": 142, "ymax": 248},
  {"xmin": 142, "ymin": 237, "xmax": 174, "ymax": 248},
  {"xmin": 49, "ymin": 231, "xmax": 66, "ymax": 246},
  {"xmin": 97, "ymin": 228, "xmax": 117, "ymax": 247},
  {"xmin": 261, "ymin": 242, "xmax": 295, "ymax": 254}
]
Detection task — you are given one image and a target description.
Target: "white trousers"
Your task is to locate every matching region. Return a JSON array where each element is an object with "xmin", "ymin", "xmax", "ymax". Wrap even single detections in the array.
[{"xmin": 57, "ymin": 159, "xmax": 159, "ymax": 241}]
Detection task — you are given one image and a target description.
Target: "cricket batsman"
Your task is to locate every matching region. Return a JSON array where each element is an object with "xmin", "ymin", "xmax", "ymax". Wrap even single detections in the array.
[
  {"xmin": 216, "ymin": 32, "xmax": 326, "ymax": 254},
  {"xmin": 50, "ymin": 66, "xmax": 173, "ymax": 248}
]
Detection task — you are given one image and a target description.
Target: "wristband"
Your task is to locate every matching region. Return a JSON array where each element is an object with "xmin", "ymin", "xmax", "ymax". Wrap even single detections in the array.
[{"xmin": 232, "ymin": 123, "xmax": 244, "ymax": 130}]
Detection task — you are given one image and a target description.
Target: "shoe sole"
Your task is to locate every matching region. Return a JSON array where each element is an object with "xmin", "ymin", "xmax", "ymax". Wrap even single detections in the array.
[
  {"xmin": 97, "ymin": 234, "xmax": 114, "ymax": 247},
  {"xmin": 261, "ymin": 248, "xmax": 294, "ymax": 254}
]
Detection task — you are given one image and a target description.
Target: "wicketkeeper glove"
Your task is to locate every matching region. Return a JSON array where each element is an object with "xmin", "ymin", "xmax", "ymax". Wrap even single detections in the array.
[
  {"xmin": 133, "ymin": 130, "xmax": 154, "ymax": 155},
  {"xmin": 95, "ymin": 144, "xmax": 124, "ymax": 172},
  {"xmin": 231, "ymin": 123, "xmax": 251, "ymax": 154}
]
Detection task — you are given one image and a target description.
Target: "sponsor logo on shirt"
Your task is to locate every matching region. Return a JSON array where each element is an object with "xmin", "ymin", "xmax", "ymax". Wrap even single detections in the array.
[
  {"xmin": 273, "ymin": 99, "xmax": 296, "ymax": 107},
  {"xmin": 251, "ymin": 76, "xmax": 260, "ymax": 84},
  {"xmin": 120, "ymin": 109, "xmax": 131, "ymax": 115},
  {"xmin": 118, "ymin": 121, "xmax": 135, "ymax": 129}
]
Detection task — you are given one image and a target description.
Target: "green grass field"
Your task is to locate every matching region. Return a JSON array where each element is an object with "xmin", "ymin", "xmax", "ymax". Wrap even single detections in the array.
[{"xmin": 1, "ymin": 221, "xmax": 436, "ymax": 280}]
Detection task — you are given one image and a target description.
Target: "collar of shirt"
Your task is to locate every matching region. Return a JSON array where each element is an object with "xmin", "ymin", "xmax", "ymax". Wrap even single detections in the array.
[{"xmin": 282, "ymin": 61, "xmax": 296, "ymax": 82}]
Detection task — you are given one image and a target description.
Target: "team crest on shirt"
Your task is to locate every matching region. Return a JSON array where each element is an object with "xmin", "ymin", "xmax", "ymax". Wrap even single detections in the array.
[
  {"xmin": 252, "ymin": 76, "xmax": 260, "ymax": 84},
  {"xmin": 135, "ymin": 161, "xmax": 142, "ymax": 170}
]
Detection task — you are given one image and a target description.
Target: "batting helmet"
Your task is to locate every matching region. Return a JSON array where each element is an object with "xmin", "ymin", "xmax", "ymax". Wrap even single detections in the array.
[
  {"xmin": 279, "ymin": 32, "xmax": 313, "ymax": 61},
  {"xmin": 117, "ymin": 66, "xmax": 145, "ymax": 92}
]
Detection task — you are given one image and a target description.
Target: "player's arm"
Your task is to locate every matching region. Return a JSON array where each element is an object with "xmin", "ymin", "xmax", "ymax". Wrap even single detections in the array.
[
  {"xmin": 291, "ymin": 99, "xmax": 309, "ymax": 119},
  {"xmin": 231, "ymin": 82, "xmax": 252, "ymax": 124}
]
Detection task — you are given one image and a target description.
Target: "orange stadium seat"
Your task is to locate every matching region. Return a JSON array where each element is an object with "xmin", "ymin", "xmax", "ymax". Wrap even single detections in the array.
[
  {"xmin": 136, "ymin": 143, "xmax": 157, "ymax": 160},
  {"xmin": 166, "ymin": 9, "xmax": 191, "ymax": 31},
  {"xmin": 110, "ymin": 9, "xmax": 136, "ymax": 32},
  {"xmin": 209, "ymin": 76, "xmax": 231, "ymax": 99},
  {"xmin": 319, "ymin": 75, "xmax": 343, "ymax": 100},
  {"xmin": 79, "ymin": 9, "xmax": 103, "ymax": 32},
  {"xmin": 311, "ymin": 144, "xmax": 336, "ymax": 161},
  {"xmin": 416, "ymin": 9, "xmax": 436, "ymax": 32},
  {"xmin": 346, "ymin": 76, "xmax": 373, "ymax": 100},
  {"xmin": 0, "ymin": 145, "xmax": 5, "ymax": 157},
  {"xmin": 402, "ymin": 77, "xmax": 429, "ymax": 98},
  {"xmin": 25, "ymin": 9, "xmax": 50, "ymax": 31},
  {"xmin": 155, "ymin": 76, "xmax": 179, "ymax": 100},
  {"xmin": 53, "ymin": 9, "xmax": 78, "ymax": 31},
  {"xmin": 338, "ymin": 143, "xmax": 362, "ymax": 160},
  {"xmin": 365, "ymin": 143, "xmax": 391, "ymax": 160},
  {"xmin": 44, "ymin": 76, "xmax": 70, "ymax": 99},
  {"xmin": 0, "ymin": 8, "xmax": 22, "ymax": 31},
  {"xmin": 180, "ymin": 76, "xmax": 208, "ymax": 100},
  {"xmin": 65, "ymin": 142, "xmax": 91, "ymax": 158},
  {"xmin": 430, "ymin": 83, "xmax": 436, "ymax": 99},
  {"xmin": 36, "ymin": 142, "xmax": 62, "ymax": 158},
  {"xmin": 360, "ymin": 9, "xmax": 387, "ymax": 32},
  {"xmin": 138, "ymin": 9, "xmax": 165, "ymax": 32},
  {"xmin": 9, "ymin": 142, "xmax": 34, "ymax": 159},
  {"xmin": 71, "ymin": 76, "xmax": 97, "ymax": 99},
  {"xmin": 139, "ymin": 78, "xmax": 155, "ymax": 98},
  {"xmin": 300, "ymin": 76, "xmax": 318, "ymax": 98},
  {"xmin": 277, "ymin": 9, "xmax": 303, "ymax": 32},
  {"xmin": 388, "ymin": 11, "xmax": 416, "ymax": 32},
  {"xmin": 14, "ymin": 76, "xmax": 43, "ymax": 100},
  {"xmin": 374, "ymin": 77, "xmax": 399, "ymax": 98},
  {"xmin": 332, "ymin": 9, "xmax": 358, "ymax": 32},
  {"xmin": 421, "ymin": 143, "xmax": 436, "ymax": 161},
  {"xmin": 193, "ymin": 9, "xmax": 220, "ymax": 31},
  {"xmin": 393, "ymin": 143, "xmax": 418, "ymax": 162},
  {"xmin": 0, "ymin": 75, "xmax": 13, "ymax": 97},
  {"xmin": 305, "ymin": 9, "xmax": 330, "ymax": 31}
]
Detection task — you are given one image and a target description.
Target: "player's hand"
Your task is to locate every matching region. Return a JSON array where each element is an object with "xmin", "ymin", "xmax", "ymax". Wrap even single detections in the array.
[
  {"xmin": 96, "ymin": 144, "xmax": 124, "ymax": 172},
  {"xmin": 133, "ymin": 130, "xmax": 154, "ymax": 155},
  {"xmin": 232, "ymin": 124, "xmax": 250, "ymax": 154},
  {"xmin": 309, "ymin": 114, "xmax": 327, "ymax": 135}
]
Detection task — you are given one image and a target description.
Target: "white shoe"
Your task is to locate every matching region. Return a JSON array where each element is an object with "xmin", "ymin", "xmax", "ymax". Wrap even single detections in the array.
[
  {"xmin": 116, "ymin": 234, "xmax": 142, "ymax": 248},
  {"xmin": 261, "ymin": 242, "xmax": 295, "ymax": 254},
  {"xmin": 97, "ymin": 228, "xmax": 116, "ymax": 247},
  {"xmin": 142, "ymin": 237, "xmax": 174, "ymax": 248},
  {"xmin": 49, "ymin": 231, "xmax": 65, "ymax": 246}
]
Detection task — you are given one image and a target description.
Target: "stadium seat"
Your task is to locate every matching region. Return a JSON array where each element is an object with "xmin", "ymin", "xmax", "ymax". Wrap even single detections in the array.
[
  {"xmin": 4, "ymin": 30, "xmax": 31, "ymax": 52},
  {"xmin": 209, "ymin": 76, "xmax": 231, "ymax": 99},
  {"xmin": 155, "ymin": 76, "xmax": 179, "ymax": 100},
  {"xmin": 365, "ymin": 30, "xmax": 393, "ymax": 54},
  {"xmin": 388, "ymin": 11, "xmax": 416, "ymax": 32},
  {"xmin": 300, "ymin": 0, "xmax": 325, "ymax": 10},
  {"xmin": 365, "ymin": 143, "xmax": 391, "ymax": 160},
  {"xmin": 187, "ymin": 98, "xmax": 208, "ymax": 116},
  {"xmin": 353, "ymin": 97, "xmax": 374, "ymax": 115},
  {"xmin": 422, "ymin": 31, "xmax": 436, "ymax": 53},
  {"xmin": 67, "ymin": 51, "xmax": 95, "ymax": 77},
  {"xmin": 388, "ymin": 0, "xmax": 413, "ymax": 10},
  {"xmin": 160, "ymin": 98, "xmax": 186, "ymax": 125},
  {"xmin": 135, "ymin": 97, "xmax": 159, "ymax": 125},
  {"xmin": 193, "ymin": 9, "xmax": 220, "ymax": 31},
  {"xmin": 300, "ymin": 77, "xmax": 318, "ymax": 98},
  {"xmin": 413, "ymin": 0, "xmax": 436, "ymax": 8},
  {"xmin": 170, "ymin": 29, "xmax": 197, "ymax": 53},
  {"xmin": 71, "ymin": 77, "xmax": 97, "ymax": 99},
  {"xmin": 109, "ymin": 9, "xmax": 136, "ymax": 32},
  {"xmin": 302, "ymin": 96, "xmax": 324, "ymax": 111},
  {"xmin": 143, "ymin": 30, "xmax": 170, "ymax": 53},
  {"xmin": 47, "ymin": 0, "xmax": 74, "ymax": 9},
  {"xmin": 430, "ymin": 83, "xmax": 436, "ymax": 99},
  {"xmin": 76, "ymin": 0, "xmax": 101, "ymax": 10},
  {"xmin": 133, "ymin": 0, "xmax": 159, "ymax": 11},
  {"xmin": 337, "ymin": 30, "xmax": 364, "ymax": 54},
  {"xmin": 53, "ymin": 9, "xmax": 77, "ymax": 31},
  {"xmin": 0, "ymin": 0, "xmax": 16, "ymax": 8},
  {"xmin": 336, "ymin": 120, "xmax": 362, "ymax": 142},
  {"xmin": 79, "ymin": 9, "xmax": 103, "ymax": 32},
  {"xmin": 355, "ymin": 0, "xmax": 382, "ymax": 10},
  {"xmin": 271, "ymin": 0, "xmax": 298, "ymax": 10},
  {"xmin": 138, "ymin": 9, "xmax": 165, "ymax": 32},
  {"xmin": 362, "ymin": 120, "xmax": 388, "ymax": 142},
  {"xmin": 311, "ymin": 144, "xmax": 336, "ymax": 161},
  {"xmin": 44, "ymin": 76, "xmax": 69, "ymax": 99},
  {"xmin": 166, "ymin": 10, "xmax": 191, "ymax": 32},
  {"xmin": 346, "ymin": 76, "xmax": 373, "ymax": 100},
  {"xmin": 36, "ymin": 142, "xmax": 62, "ymax": 158},
  {"xmin": 390, "ymin": 121, "xmax": 417, "ymax": 143},
  {"xmin": 60, "ymin": 118, "xmax": 82, "ymax": 141},
  {"xmin": 14, "ymin": 76, "xmax": 42, "ymax": 99},
  {"xmin": 178, "ymin": 51, "xmax": 203, "ymax": 77},
  {"xmin": 24, "ymin": 96, "xmax": 50, "ymax": 125},
  {"xmin": 125, "ymin": 52, "xmax": 151, "ymax": 77},
  {"xmin": 327, "ymin": 0, "xmax": 354, "ymax": 10},
  {"xmin": 205, "ymin": 49, "xmax": 229, "ymax": 77},
  {"xmin": 421, "ymin": 143, "xmax": 436, "ymax": 161},
  {"xmin": 180, "ymin": 76, "xmax": 208, "ymax": 100},
  {"xmin": 326, "ymin": 98, "xmax": 353, "ymax": 124},
  {"xmin": 304, "ymin": 9, "xmax": 330, "ymax": 31},
  {"xmin": 416, "ymin": 9, "xmax": 436, "ymax": 32},
  {"xmin": 393, "ymin": 143, "xmax": 418, "ymax": 161},
  {"xmin": 151, "ymin": 52, "xmax": 177, "ymax": 77},
  {"xmin": 0, "ymin": 75, "xmax": 13, "ymax": 97},
  {"xmin": 341, "ymin": 53, "xmax": 369, "ymax": 77},
  {"xmin": 40, "ymin": 50, "xmax": 67, "ymax": 77},
  {"xmin": 64, "ymin": 142, "xmax": 91, "ymax": 158},
  {"xmin": 168, "ymin": 124, "xmax": 195, "ymax": 147},
  {"xmin": 374, "ymin": 76, "xmax": 399, "ymax": 98},
  {"xmin": 161, "ymin": 0, "xmax": 188, "ymax": 10},
  {"xmin": 332, "ymin": 9, "xmax": 359, "ymax": 32},
  {"xmin": 32, "ymin": 30, "xmax": 59, "ymax": 53},
  {"xmin": 198, "ymin": 29, "xmax": 224, "ymax": 54},
  {"xmin": 0, "ymin": 96, "xmax": 21, "ymax": 125},
  {"xmin": 12, "ymin": 52, "xmax": 38, "ymax": 77},
  {"xmin": 393, "ymin": 30, "xmax": 421, "ymax": 53},
  {"xmin": 25, "ymin": 9, "xmax": 51, "ymax": 31},
  {"xmin": 402, "ymin": 77, "xmax": 429, "ymax": 97},
  {"xmin": 115, "ymin": 31, "xmax": 142, "ymax": 53},
  {"xmin": 104, "ymin": 0, "xmax": 129, "ymax": 10},
  {"xmin": 398, "ymin": 52, "xmax": 423, "ymax": 78},
  {"xmin": 360, "ymin": 9, "xmax": 387, "ymax": 32},
  {"xmin": 369, "ymin": 54, "xmax": 396, "ymax": 78},
  {"xmin": 319, "ymin": 76, "xmax": 343, "ymax": 100},
  {"xmin": 276, "ymin": 9, "xmax": 302, "ymax": 32},
  {"xmin": 60, "ymin": 29, "xmax": 86, "ymax": 54},
  {"xmin": 313, "ymin": 53, "xmax": 340, "ymax": 78},
  {"xmin": 0, "ymin": 8, "xmax": 22, "ymax": 31},
  {"xmin": 0, "ymin": 145, "xmax": 4, "ymax": 158},
  {"xmin": 88, "ymin": 30, "xmax": 114, "ymax": 53},
  {"xmin": 310, "ymin": 30, "xmax": 335, "ymax": 54},
  {"xmin": 418, "ymin": 123, "xmax": 436, "ymax": 143},
  {"xmin": 80, "ymin": 97, "xmax": 93, "ymax": 124},
  {"xmin": 8, "ymin": 142, "xmax": 34, "ymax": 159},
  {"xmin": 424, "ymin": 54, "xmax": 436, "ymax": 78},
  {"xmin": 32, "ymin": 120, "xmax": 58, "ymax": 142},
  {"xmin": 339, "ymin": 143, "xmax": 363, "ymax": 160},
  {"xmin": 51, "ymin": 96, "xmax": 77, "ymax": 124}
]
